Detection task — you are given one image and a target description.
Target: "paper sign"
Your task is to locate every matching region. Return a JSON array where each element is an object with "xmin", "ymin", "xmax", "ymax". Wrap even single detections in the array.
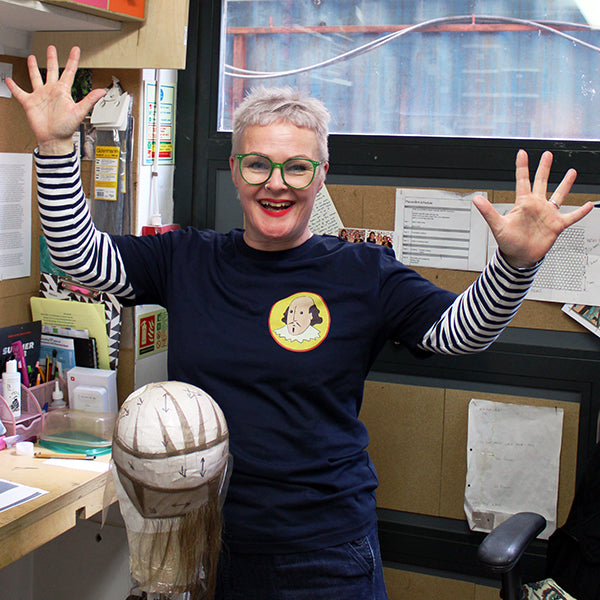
[
  {"xmin": 0, "ymin": 63, "xmax": 13, "ymax": 98},
  {"xmin": 136, "ymin": 307, "xmax": 169, "ymax": 358},
  {"xmin": 394, "ymin": 188, "xmax": 488, "ymax": 271},
  {"xmin": 143, "ymin": 81, "xmax": 176, "ymax": 165},
  {"xmin": 94, "ymin": 146, "xmax": 120, "ymax": 201},
  {"xmin": 464, "ymin": 398, "xmax": 563, "ymax": 539},
  {"xmin": 0, "ymin": 153, "xmax": 32, "ymax": 280},
  {"xmin": 489, "ymin": 204, "xmax": 600, "ymax": 304}
]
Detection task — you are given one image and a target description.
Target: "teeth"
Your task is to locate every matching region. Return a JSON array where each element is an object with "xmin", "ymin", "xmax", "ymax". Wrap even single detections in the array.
[{"xmin": 260, "ymin": 201, "xmax": 292, "ymax": 210}]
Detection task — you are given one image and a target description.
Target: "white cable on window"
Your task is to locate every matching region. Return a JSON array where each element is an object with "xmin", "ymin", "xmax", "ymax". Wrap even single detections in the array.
[{"xmin": 224, "ymin": 14, "xmax": 600, "ymax": 80}]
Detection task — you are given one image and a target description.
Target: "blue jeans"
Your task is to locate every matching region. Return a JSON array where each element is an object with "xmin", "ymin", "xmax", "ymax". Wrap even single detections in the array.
[{"xmin": 215, "ymin": 524, "xmax": 388, "ymax": 600}]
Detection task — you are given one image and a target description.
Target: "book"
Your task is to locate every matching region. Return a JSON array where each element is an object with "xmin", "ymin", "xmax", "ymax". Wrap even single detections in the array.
[
  {"xmin": 40, "ymin": 334, "xmax": 77, "ymax": 373},
  {"xmin": 73, "ymin": 336, "xmax": 98, "ymax": 369},
  {"xmin": 40, "ymin": 333, "xmax": 98, "ymax": 371},
  {"xmin": 0, "ymin": 321, "xmax": 42, "ymax": 378}
]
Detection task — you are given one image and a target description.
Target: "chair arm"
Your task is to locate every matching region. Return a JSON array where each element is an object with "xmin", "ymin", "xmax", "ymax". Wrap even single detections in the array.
[{"xmin": 478, "ymin": 512, "xmax": 546, "ymax": 574}]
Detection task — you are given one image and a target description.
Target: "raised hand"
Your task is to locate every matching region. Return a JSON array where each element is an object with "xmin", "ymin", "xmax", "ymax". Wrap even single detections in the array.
[
  {"xmin": 6, "ymin": 45, "xmax": 106, "ymax": 155},
  {"xmin": 473, "ymin": 150, "xmax": 594, "ymax": 268}
]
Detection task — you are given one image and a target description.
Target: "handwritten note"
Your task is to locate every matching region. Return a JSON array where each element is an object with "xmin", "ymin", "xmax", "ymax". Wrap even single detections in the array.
[
  {"xmin": 308, "ymin": 185, "xmax": 344, "ymax": 237},
  {"xmin": 464, "ymin": 398, "xmax": 563, "ymax": 539}
]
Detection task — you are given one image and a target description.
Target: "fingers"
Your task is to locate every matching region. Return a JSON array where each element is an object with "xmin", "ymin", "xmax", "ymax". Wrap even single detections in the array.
[
  {"xmin": 561, "ymin": 202, "xmax": 594, "ymax": 228},
  {"xmin": 5, "ymin": 77, "xmax": 27, "ymax": 103},
  {"xmin": 549, "ymin": 168, "xmax": 577, "ymax": 207},
  {"xmin": 45, "ymin": 45, "xmax": 59, "ymax": 84},
  {"xmin": 27, "ymin": 53, "xmax": 44, "ymax": 90},
  {"xmin": 18, "ymin": 45, "xmax": 81, "ymax": 99},
  {"xmin": 531, "ymin": 150, "xmax": 553, "ymax": 197},
  {"xmin": 517, "ymin": 150, "xmax": 576, "ymax": 205},
  {"xmin": 61, "ymin": 46, "xmax": 81, "ymax": 89},
  {"xmin": 514, "ymin": 149, "xmax": 532, "ymax": 199}
]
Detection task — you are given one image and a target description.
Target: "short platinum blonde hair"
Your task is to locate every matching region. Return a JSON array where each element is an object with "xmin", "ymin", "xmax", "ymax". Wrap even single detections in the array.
[{"xmin": 231, "ymin": 86, "xmax": 330, "ymax": 162}]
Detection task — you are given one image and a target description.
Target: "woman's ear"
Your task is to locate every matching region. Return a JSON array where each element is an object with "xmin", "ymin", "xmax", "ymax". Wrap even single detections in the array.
[{"xmin": 317, "ymin": 161, "xmax": 329, "ymax": 190}]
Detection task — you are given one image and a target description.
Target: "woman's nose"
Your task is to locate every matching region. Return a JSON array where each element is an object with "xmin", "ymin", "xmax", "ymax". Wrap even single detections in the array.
[{"xmin": 267, "ymin": 165, "xmax": 288, "ymax": 190}]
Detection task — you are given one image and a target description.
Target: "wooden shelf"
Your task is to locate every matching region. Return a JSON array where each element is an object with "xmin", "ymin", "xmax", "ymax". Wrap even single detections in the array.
[
  {"xmin": 0, "ymin": 0, "xmax": 120, "ymax": 57},
  {"xmin": 33, "ymin": 0, "xmax": 190, "ymax": 69}
]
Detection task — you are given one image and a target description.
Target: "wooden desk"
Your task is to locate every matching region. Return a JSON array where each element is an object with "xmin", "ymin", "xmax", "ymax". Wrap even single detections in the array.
[{"xmin": 0, "ymin": 449, "xmax": 112, "ymax": 569}]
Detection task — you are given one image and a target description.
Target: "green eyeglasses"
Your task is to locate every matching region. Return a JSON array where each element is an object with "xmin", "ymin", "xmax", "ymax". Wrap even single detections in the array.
[{"xmin": 236, "ymin": 153, "xmax": 322, "ymax": 190}]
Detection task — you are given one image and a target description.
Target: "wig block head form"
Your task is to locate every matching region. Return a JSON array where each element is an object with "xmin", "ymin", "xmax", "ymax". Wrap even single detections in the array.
[{"xmin": 112, "ymin": 381, "xmax": 230, "ymax": 599}]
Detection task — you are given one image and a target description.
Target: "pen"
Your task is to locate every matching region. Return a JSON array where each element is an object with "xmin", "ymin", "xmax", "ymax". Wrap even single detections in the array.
[
  {"xmin": 36, "ymin": 361, "xmax": 45, "ymax": 384},
  {"xmin": 33, "ymin": 450, "xmax": 96, "ymax": 460},
  {"xmin": 51, "ymin": 349, "xmax": 57, "ymax": 380}
]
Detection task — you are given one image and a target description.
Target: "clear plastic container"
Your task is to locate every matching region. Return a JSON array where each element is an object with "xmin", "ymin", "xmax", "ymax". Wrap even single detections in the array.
[{"xmin": 38, "ymin": 408, "xmax": 116, "ymax": 456}]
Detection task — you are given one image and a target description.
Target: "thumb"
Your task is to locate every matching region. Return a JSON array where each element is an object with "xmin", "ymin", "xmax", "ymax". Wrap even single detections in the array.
[
  {"xmin": 473, "ymin": 194, "xmax": 501, "ymax": 233},
  {"xmin": 77, "ymin": 88, "xmax": 107, "ymax": 118}
]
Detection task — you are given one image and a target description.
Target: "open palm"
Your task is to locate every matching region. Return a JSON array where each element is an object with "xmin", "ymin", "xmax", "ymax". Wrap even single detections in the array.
[
  {"xmin": 473, "ymin": 150, "xmax": 593, "ymax": 268},
  {"xmin": 6, "ymin": 45, "xmax": 106, "ymax": 155}
]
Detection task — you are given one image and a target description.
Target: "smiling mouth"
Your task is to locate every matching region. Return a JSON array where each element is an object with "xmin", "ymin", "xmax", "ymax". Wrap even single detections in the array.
[{"xmin": 259, "ymin": 200, "xmax": 294, "ymax": 211}]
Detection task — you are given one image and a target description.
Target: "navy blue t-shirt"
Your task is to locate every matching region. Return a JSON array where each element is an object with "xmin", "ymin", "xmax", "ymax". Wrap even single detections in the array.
[{"xmin": 113, "ymin": 228, "xmax": 456, "ymax": 553}]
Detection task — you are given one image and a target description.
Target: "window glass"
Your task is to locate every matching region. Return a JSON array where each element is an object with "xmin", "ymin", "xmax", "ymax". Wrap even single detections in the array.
[{"xmin": 218, "ymin": 1, "xmax": 600, "ymax": 140}]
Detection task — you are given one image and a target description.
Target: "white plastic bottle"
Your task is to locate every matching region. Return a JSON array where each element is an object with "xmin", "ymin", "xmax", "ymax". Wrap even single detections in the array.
[
  {"xmin": 52, "ymin": 380, "xmax": 66, "ymax": 408},
  {"xmin": 2, "ymin": 359, "xmax": 21, "ymax": 418}
]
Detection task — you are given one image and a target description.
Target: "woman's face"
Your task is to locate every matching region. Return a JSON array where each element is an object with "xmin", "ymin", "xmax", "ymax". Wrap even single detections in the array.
[{"xmin": 230, "ymin": 121, "xmax": 328, "ymax": 251}]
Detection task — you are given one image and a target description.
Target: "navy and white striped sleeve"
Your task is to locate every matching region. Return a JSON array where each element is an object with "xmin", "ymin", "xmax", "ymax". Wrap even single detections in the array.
[
  {"xmin": 35, "ymin": 149, "xmax": 135, "ymax": 300},
  {"xmin": 419, "ymin": 250, "xmax": 538, "ymax": 354}
]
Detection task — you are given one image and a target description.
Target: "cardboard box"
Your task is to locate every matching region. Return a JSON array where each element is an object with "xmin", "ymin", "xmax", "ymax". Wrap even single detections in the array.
[{"xmin": 67, "ymin": 366, "xmax": 118, "ymax": 413}]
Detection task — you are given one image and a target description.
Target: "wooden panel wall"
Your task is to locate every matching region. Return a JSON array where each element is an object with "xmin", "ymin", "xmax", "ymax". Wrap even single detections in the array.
[{"xmin": 361, "ymin": 381, "xmax": 579, "ymax": 527}]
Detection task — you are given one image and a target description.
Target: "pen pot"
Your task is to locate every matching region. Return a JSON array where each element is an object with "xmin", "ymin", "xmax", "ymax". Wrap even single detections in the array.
[{"xmin": 0, "ymin": 381, "xmax": 46, "ymax": 438}]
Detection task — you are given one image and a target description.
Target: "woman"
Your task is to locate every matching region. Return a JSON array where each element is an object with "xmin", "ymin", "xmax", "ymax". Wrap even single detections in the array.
[{"xmin": 7, "ymin": 45, "xmax": 592, "ymax": 600}]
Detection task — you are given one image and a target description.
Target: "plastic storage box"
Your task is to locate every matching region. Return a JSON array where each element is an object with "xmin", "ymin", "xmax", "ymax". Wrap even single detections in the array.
[{"xmin": 38, "ymin": 408, "xmax": 116, "ymax": 456}]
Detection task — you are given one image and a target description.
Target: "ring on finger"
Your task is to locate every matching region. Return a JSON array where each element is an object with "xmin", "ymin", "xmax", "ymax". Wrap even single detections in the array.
[{"xmin": 548, "ymin": 198, "xmax": 560, "ymax": 209}]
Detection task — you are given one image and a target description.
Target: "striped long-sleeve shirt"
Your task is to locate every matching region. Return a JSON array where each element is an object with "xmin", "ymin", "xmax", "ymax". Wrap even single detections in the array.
[{"xmin": 35, "ymin": 149, "xmax": 537, "ymax": 356}]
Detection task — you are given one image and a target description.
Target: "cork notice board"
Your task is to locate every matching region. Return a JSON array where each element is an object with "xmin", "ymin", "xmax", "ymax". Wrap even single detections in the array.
[
  {"xmin": 327, "ymin": 183, "xmax": 599, "ymax": 333},
  {"xmin": 360, "ymin": 380, "xmax": 579, "ymax": 528}
]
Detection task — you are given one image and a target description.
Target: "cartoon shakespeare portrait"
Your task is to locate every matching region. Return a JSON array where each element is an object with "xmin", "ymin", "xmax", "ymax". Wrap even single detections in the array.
[{"xmin": 269, "ymin": 292, "xmax": 330, "ymax": 352}]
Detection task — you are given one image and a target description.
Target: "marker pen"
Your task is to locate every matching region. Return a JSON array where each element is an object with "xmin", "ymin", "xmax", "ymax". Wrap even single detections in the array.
[{"xmin": 10, "ymin": 341, "xmax": 29, "ymax": 388}]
